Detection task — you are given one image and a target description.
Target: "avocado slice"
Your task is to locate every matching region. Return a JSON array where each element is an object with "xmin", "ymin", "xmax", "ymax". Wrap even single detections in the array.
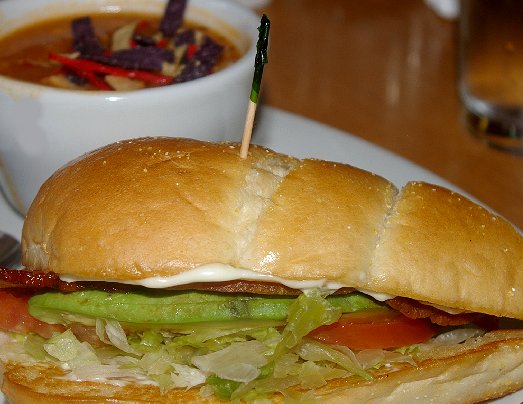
[{"xmin": 28, "ymin": 289, "xmax": 383, "ymax": 328}]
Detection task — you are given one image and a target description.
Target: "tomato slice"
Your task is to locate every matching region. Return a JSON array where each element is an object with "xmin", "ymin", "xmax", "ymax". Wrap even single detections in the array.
[
  {"xmin": 0, "ymin": 289, "xmax": 64, "ymax": 338},
  {"xmin": 308, "ymin": 309, "xmax": 436, "ymax": 350}
]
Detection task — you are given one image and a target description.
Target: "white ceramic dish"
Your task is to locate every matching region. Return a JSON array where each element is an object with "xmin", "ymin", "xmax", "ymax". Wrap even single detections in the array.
[
  {"xmin": 0, "ymin": 107, "xmax": 520, "ymax": 403},
  {"xmin": 0, "ymin": 0, "xmax": 259, "ymax": 215}
]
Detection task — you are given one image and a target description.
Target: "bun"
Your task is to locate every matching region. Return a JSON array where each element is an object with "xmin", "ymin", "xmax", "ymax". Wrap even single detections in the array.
[
  {"xmin": 369, "ymin": 181, "xmax": 523, "ymax": 319},
  {"xmin": 3, "ymin": 329, "xmax": 523, "ymax": 403},
  {"xmin": 22, "ymin": 137, "xmax": 396, "ymax": 282},
  {"xmin": 22, "ymin": 137, "xmax": 523, "ymax": 318}
]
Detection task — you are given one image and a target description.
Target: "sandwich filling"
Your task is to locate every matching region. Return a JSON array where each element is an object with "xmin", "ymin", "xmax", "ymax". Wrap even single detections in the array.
[{"xmin": 0, "ymin": 267, "xmax": 494, "ymax": 401}]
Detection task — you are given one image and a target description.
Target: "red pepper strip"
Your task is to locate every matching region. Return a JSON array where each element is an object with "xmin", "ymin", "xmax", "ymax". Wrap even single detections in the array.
[
  {"xmin": 156, "ymin": 38, "xmax": 169, "ymax": 48},
  {"xmin": 186, "ymin": 43, "xmax": 198, "ymax": 59},
  {"xmin": 49, "ymin": 53, "xmax": 174, "ymax": 85},
  {"xmin": 59, "ymin": 65, "xmax": 111, "ymax": 90},
  {"xmin": 81, "ymin": 70, "xmax": 112, "ymax": 90}
]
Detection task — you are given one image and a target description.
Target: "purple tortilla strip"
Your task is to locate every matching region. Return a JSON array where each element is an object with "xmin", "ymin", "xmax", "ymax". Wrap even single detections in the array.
[
  {"xmin": 160, "ymin": 0, "xmax": 188, "ymax": 38},
  {"xmin": 175, "ymin": 36, "xmax": 223, "ymax": 83},
  {"xmin": 175, "ymin": 30, "xmax": 195, "ymax": 46},
  {"xmin": 89, "ymin": 47, "xmax": 174, "ymax": 71},
  {"xmin": 132, "ymin": 34, "xmax": 157, "ymax": 47},
  {"xmin": 72, "ymin": 17, "xmax": 104, "ymax": 56}
]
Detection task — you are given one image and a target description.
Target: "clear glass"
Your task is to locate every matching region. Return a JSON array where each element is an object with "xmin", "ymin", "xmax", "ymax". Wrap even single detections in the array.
[{"xmin": 458, "ymin": 0, "xmax": 523, "ymax": 154}]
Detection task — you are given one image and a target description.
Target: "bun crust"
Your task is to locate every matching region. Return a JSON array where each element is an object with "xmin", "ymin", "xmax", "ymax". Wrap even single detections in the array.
[
  {"xmin": 369, "ymin": 182, "xmax": 523, "ymax": 319},
  {"xmin": 242, "ymin": 158, "xmax": 398, "ymax": 283},
  {"xmin": 3, "ymin": 329, "xmax": 523, "ymax": 403},
  {"xmin": 22, "ymin": 137, "xmax": 523, "ymax": 317},
  {"xmin": 22, "ymin": 137, "xmax": 396, "ymax": 284}
]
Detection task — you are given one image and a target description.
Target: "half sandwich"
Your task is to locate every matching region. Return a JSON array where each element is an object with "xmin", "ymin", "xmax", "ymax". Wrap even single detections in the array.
[{"xmin": 1, "ymin": 136, "xmax": 522, "ymax": 403}]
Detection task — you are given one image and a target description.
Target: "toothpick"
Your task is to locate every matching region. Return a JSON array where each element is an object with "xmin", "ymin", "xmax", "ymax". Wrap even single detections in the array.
[
  {"xmin": 240, "ymin": 14, "xmax": 270, "ymax": 159},
  {"xmin": 240, "ymin": 100, "xmax": 257, "ymax": 158}
]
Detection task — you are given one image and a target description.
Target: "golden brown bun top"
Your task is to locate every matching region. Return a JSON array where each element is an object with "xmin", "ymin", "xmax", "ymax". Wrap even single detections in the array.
[{"xmin": 22, "ymin": 137, "xmax": 523, "ymax": 318}]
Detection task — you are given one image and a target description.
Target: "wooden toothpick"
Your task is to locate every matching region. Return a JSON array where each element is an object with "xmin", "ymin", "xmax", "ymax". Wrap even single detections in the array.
[{"xmin": 240, "ymin": 14, "xmax": 270, "ymax": 159}]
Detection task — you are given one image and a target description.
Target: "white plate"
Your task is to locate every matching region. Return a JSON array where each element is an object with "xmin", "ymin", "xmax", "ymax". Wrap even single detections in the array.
[{"xmin": 0, "ymin": 106, "xmax": 520, "ymax": 403}]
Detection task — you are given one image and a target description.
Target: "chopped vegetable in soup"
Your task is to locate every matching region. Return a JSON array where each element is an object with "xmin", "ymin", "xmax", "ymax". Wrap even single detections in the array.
[{"xmin": 0, "ymin": 1, "xmax": 241, "ymax": 91}]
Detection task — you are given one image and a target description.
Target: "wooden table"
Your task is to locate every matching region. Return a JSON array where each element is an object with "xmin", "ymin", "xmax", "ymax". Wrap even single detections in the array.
[{"xmin": 257, "ymin": 0, "xmax": 523, "ymax": 230}]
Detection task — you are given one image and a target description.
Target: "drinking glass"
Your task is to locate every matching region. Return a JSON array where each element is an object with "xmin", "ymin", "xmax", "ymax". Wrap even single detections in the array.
[{"xmin": 458, "ymin": 0, "xmax": 523, "ymax": 153}]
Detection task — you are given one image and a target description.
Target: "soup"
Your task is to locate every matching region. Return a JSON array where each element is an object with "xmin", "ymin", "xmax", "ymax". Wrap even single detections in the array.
[{"xmin": 0, "ymin": 8, "xmax": 242, "ymax": 91}]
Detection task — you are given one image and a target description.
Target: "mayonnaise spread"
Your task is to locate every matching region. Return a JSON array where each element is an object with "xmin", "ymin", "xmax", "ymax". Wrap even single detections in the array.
[{"xmin": 59, "ymin": 263, "xmax": 347, "ymax": 292}]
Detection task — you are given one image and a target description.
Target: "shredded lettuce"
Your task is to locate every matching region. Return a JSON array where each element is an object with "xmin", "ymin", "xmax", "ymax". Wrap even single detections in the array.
[
  {"xmin": 140, "ymin": 348, "xmax": 174, "ymax": 376},
  {"xmin": 21, "ymin": 290, "xmax": 425, "ymax": 401},
  {"xmin": 95, "ymin": 318, "xmax": 109, "ymax": 344},
  {"xmin": 354, "ymin": 347, "xmax": 417, "ymax": 369},
  {"xmin": 102, "ymin": 319, "xmax": 139, "ymax": 355},
  {"xmin": 297, "ymin": 340, "xmax": 370, "ymax": 380},
  {"xmin": 422, "ymin": 327, "xmax": 485, "ymax": 347},
  {"xmin": 132, "ymin": 329, "xmax": 164, "ymax": 352},
  {"xmin": 297, "ymin": 361, "xmax": 347, "ymax": 389},
  {"xmin": 192, "ymin": 340, "xmax": 268, "ymax": 382},
  {"xmin": 43, "ymin": 330, "xmax": 100, "ymax": 369},
  {"xmin": 206, "ymin": 375, "xmax": 242, "ymax": 400},
  {"xmin": 271, "ymin": 289, "xmax": 341, "ymax": 360},
  {"xmin": 171, "ymin": 363, "xmax": 207, "ymax": 389},
  {"xmin": 24, "ymin": 333, "xmax": 53, "ymax": 361},
  {"xmin": 230, "ymin": 374, "xmax": 302, "ymax": 402}
]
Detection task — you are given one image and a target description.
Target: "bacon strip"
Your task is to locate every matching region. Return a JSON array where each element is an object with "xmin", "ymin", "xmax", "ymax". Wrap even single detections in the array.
[
  {"xmin": 0, "ymin": 268, "xmax": 61, "ymax": 289},
  {"xmin": 386, "ymin": 296, "xmax": 484, "ymax": 326},
  {"xmin": 0, "ymin": 267, "xmax": 129, "ymax": 292}
]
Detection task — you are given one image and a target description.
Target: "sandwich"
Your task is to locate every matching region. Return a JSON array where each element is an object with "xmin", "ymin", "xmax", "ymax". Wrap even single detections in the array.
[{"xmin": 0, "ymin": 136, "xmax": 522, "ymax": 403}]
